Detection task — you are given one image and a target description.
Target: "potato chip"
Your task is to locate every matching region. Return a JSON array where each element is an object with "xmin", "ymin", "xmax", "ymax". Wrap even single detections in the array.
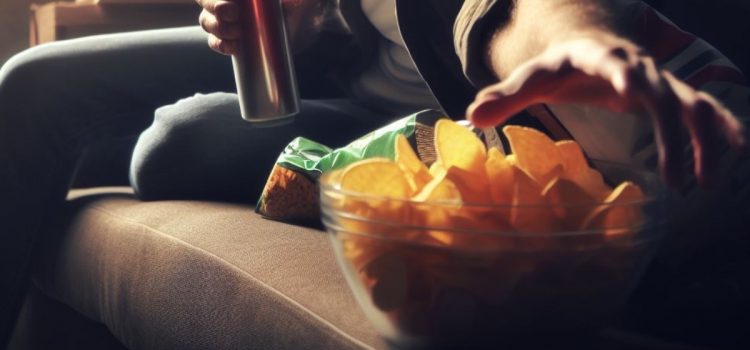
[
  {"xmin": 539, "ymin": 164, "xmax": 565, "ymax": 190},
  {"xmin": 450, "ymin": 206, "xmax": 512, "ymax": 238},
  {"xmin": 505, "ymin": 154, "xmax": 517, "ymax": 166},
  {"xmin": 503, "ymin": 126, "xmax": 562, "ymax": 185},
  {"xmin": 429, "ymin": 160, "xmax": 445, "ymax": 178},
  {"xmin": 413, "ymin": 172, "xmax": 461, "ymax": 203},
  {"xmin": 554, "ymin": 140, "xmax": 611, "ymax": 199},
  {"xmin": 328, "ymin": 121, "xmax": 646, "ymax": 260},
  {"xmin": 577, "ymin": 168, "xmax": 612, "ymax": 201},
  {"xmin": 418, "ymin": 164, "xmax": 512, "ymax": 247},
  {"xmin": 340, "ymin": 158, "xmax": 410, "ymax": 199},
  {"xmin": 434, "ymin": 119, "xmax": 487, "ymax": 174},
  {"xmin": 410, "ymin": 172, "xmax": 461, "ymax": 245},
  {"xmin": 429, "ymin": 166, "xmax": 495, "ymax": 244},
  {"xmin": 510, "ymin": 166, "xmax": 558, "ymax": 234},
  {"xmin": 542, "ymin": 177, "xmax": 596, "ymax": 230},
  {"xmin": 343, "ymin": 235, "xmax": 387, "ymax": 271},
  {"xmin": 485, "ymin": 147, "xmax": 514, "ymax": 204},
  {"xmin": 556, "ymin": 140, "xmax": 589, "ymax": 178},
  {"xmin": 445, "ymin": 166, "xmax": 492, "ymax": 204},
  {"xmin": 395, "ymin": 134, "xmax": 432, "ymax": 195},
  {"xmin": 339, "ymin": 158, "xmax": 413, "ymax": 234},
  {"xmin": 582, "ymin": 181, "xmax": 645, "ymax": 235}
]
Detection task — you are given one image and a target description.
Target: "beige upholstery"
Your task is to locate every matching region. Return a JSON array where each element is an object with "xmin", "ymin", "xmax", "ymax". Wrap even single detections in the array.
[{"xmin": 32, "ymin": 188, "xmax": 386, "ymax": 350}]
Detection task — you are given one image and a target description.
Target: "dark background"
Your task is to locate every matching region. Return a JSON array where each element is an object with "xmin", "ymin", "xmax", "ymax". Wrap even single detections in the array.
[
  {"xmin": 646, "ymin": 0, "xmax": 750, "ymax": 74},
  {"xmin": 0, "ymin": 0, "xmax": 28, "ymax": 64},
  {"xmin": 1, "ymin": 1, "xmax": 749, "ymax": 73}
]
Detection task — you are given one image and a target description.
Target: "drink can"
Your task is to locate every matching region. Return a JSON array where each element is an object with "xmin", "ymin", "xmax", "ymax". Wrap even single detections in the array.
[{"xmin": 232, "ymin": 0, "xmax": 300, "ymax": 126}]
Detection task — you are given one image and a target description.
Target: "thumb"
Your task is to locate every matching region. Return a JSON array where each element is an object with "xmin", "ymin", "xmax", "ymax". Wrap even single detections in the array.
[
  {"xmin": 466, "ymin": 59, "xmax": 556, "ymax": 127},
  {"xmin": 466, "ymin": 88, "xmax": 532, "ymax": 128}
]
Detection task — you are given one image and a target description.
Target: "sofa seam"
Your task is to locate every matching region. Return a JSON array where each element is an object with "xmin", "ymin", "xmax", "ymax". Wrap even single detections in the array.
[{"xmin": 84, "ymin": 203, "xmax": 375, "ymax": 350}]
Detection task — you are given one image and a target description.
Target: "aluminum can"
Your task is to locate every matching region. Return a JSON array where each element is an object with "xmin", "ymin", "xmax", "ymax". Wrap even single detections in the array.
[{"xmin": 232, "ymin": 0, "xmax": 300, "ymax": 126}]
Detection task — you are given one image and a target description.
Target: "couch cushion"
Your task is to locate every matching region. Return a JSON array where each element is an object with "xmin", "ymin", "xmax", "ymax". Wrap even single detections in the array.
[{"xmin": 34, "ymin": 187, "xmax": 385, "ymax": 350}]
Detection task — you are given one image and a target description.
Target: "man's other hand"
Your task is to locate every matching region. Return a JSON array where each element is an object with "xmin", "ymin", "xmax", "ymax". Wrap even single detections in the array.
[
  {"xmin": 467, "ymin": 35, "xmax": 747, "ymax": 187},
  {"xmin": 197, "ymin": 0, "xmax": 241, "ymax": 55}
]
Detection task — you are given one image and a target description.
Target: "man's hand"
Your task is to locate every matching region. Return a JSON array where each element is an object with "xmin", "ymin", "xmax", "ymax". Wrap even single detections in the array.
[
  {"xmin": 197, "ymin": 0, "xmax": 332, "ymax": 56},
  {"xmin": 197, "ymin": 0, "xmax": 242, "ymax": 55},
  {"xmin": 467, "ymin": 3, "xmax": 746, "ymax": 187}
]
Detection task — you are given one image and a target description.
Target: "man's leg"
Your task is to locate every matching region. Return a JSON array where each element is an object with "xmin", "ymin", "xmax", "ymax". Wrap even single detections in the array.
[
  {"xmin": 130, "ymin": 92, "xmax": 396, "ymax": 202},
  {"xmin": 0, "ymin": 26, "xmax": 234, "ymax": 345}
]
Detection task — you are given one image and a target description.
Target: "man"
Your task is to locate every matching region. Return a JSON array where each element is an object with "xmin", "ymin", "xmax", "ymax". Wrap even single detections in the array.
[
  {"xmin": 0, "ymin": 0, "xmax": 746, "ymax": 347},
  {"xmin": 166, "ymin": 0, "xmax": 750, "ymax": 346}
]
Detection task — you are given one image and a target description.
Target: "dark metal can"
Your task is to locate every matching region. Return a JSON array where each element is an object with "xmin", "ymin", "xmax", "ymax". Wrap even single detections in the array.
[{"xmin": 232, "ymin": 0, "xmax": 300, "ymax": 126}]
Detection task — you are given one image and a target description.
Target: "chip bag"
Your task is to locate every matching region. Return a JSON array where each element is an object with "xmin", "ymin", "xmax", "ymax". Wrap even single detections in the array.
[
  {"xmin": 256, "ymin": 110, "xmax": 439, "ymax": 222},
  {"xmin": 256, "ymin": 110, "xmax": 504, "ymax": 222}
]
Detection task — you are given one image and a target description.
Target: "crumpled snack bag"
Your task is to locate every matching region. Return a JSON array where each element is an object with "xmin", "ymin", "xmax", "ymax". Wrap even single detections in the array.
[
  {"xmin": 257, "ymin": 109, "xmax": 503, "ymax": 222},
  {"xmin": 257, "ymin": 110, "xmax": 443, "ymax": 222}
]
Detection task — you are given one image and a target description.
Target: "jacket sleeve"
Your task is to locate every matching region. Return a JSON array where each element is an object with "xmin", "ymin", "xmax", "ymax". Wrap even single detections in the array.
[{"xmin": 452, "ymin": 0, "xmax": 512, "ymax": 88}]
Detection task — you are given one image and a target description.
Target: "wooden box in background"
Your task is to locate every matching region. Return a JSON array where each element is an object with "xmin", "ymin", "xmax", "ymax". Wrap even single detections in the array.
[{"xmin": 30, "ymin": 1, "xmax": 199, "ymax": 46}]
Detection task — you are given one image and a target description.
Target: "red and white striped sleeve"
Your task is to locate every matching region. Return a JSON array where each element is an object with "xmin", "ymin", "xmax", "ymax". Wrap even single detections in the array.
[
  {"xmin": 631, "ymin": 5, "xmax": 750, "ymax": 193},
  {"xmin": 535, "ymin": 4, "xmax": 750, "ymax": 194}
]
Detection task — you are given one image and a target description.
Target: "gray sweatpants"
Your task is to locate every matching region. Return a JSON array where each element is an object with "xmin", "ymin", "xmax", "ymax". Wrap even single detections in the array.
[{"xmin": 0, "ymin": 26, "xmax": 399, "ymax": 345}]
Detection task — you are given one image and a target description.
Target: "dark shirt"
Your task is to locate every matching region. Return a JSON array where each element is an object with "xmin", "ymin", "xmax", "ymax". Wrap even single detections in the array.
[{"xmin": 336, "ymin": 0, "xmax": 505, "ymax": 118}]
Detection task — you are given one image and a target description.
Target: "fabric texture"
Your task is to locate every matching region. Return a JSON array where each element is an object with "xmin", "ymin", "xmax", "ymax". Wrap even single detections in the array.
[
  {"xmin": 33, "ymin": 188, "xmax": 386, "ymax": 350},
  {"xmin": 130, "ymin": 93, "xmax": 391, "ymax": 202},
  {"xmin": 0, "ymin": 23, "xmax": 392, "ymax": 344},
  {"xmin": 393, "ymin": 0, "xmax": 477, "ymax": 118},
  {"xmin": 452, "ymin": 0, "xmax": 511, "ymax": 88},
  {"xmin": 0, "ymin": 26, "xmax": 235, "ymax": 344},
  {"xmin": 1, "ymin": 1, "xmax": 748, "ymax": 348}
]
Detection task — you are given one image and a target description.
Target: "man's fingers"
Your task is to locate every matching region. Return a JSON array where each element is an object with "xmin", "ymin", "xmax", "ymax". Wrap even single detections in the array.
[
  {"xmin": 199, "ymin": 0, "xmax": 241, "ymax": 55},
  {"xmin": 686, "ymin": 98, "xmax": 720, "ymax": 186},
  {"xmin": 207, "ymin": 35, "xmax": 238, "ymax": 56},
  {"xmin": 199, "ymin": 10, "xmax": 242, "ymax": 40},
  {"xmin": 663, "ymin": 72, "xmax": 746, "ymax": 185},
  {"xmin": 469, "ymin": 36, "xmax": 745, "ymax": 189},
  {"xmin": 196, "ymin": 0, "xmax": 237, "ymax": 17},
  {"xmin": 467, "ymin": 58, "xmax": 575, "ymax": 127},
  {"xmin": 593, "ymin": 52, "xmax": 684, "ymax": 185},
  {"xmin": 636, "ymin": 63, "xmax": 684, "ymax": 186},
  {"xmin": 466, "ymin": 93, "xmax": 515, "ymax": 128},
  {"xmin": 697, "ymin": 91, "xmax": 747, "ymax": 151},
  {"xmin": 664, "ymin": 72, "xmax": 746, "ymax": 151},
  {"xmin": 214, "ymin": 1, "xmax": 240, "ymax": 22}
]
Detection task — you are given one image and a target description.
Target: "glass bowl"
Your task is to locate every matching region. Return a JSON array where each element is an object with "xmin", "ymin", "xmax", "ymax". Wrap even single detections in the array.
[{"xmin": 320, "ymin": 161, "xmax": 666, "ymax": 349}]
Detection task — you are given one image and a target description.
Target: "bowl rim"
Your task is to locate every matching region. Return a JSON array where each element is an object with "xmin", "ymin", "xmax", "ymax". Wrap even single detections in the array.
[{"xmin": 321, "ymin": 206, "xmax": 667, "ymax": 238}]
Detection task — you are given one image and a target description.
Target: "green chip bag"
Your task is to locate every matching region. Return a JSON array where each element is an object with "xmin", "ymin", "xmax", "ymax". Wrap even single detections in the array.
[{"xmin": 257, "ymin": 110, "xmax": 446, "ymax": 222}]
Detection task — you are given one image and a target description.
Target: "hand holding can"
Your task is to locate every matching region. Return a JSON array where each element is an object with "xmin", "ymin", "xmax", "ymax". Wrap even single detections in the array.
[{"xmin": 232, "ymin": 0, "xmax": 300, "ymax": 125}]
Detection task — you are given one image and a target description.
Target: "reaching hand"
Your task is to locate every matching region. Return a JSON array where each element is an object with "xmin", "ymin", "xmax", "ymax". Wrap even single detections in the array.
[
  {"xmin": 467, "ymin": 35, "xmax": 746, "ymax": 187},
  {"xmin": 197, "ymin": 0, "xmax": 241, "ymax": 55}
]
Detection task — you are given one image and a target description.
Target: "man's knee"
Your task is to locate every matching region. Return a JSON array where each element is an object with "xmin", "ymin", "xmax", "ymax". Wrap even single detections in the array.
[
  {"xmin": 129, "ymin": 92, "xmax": 262, "ymax": 201},
  {"xmin": 128, "ymin": 93, "xmax": 385, "ymax": 201}
]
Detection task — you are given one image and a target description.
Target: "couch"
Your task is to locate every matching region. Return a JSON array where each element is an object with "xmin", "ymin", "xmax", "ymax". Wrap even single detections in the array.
[
  {"xmin": 7, "ymin": 1, "xmax": 750, "ymax": 349},
  {"xmin": 7, "ymin": 183, "xmax": 746, "ymax": 350},
  {"xmin": 9, "ymin": 187, "xmax": 387, "ymax": 349}
]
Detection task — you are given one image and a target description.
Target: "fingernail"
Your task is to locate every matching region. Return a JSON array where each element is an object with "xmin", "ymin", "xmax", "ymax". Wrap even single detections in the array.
[{"xmin": 466, "ymin": 102, "xmax": 498, "ymax": 128}]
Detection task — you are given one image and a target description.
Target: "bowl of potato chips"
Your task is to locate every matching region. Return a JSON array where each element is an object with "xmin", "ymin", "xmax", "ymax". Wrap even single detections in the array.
[{"xmin": 320, "ymin": 120, "xmax": 666, "ymax": 348}]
